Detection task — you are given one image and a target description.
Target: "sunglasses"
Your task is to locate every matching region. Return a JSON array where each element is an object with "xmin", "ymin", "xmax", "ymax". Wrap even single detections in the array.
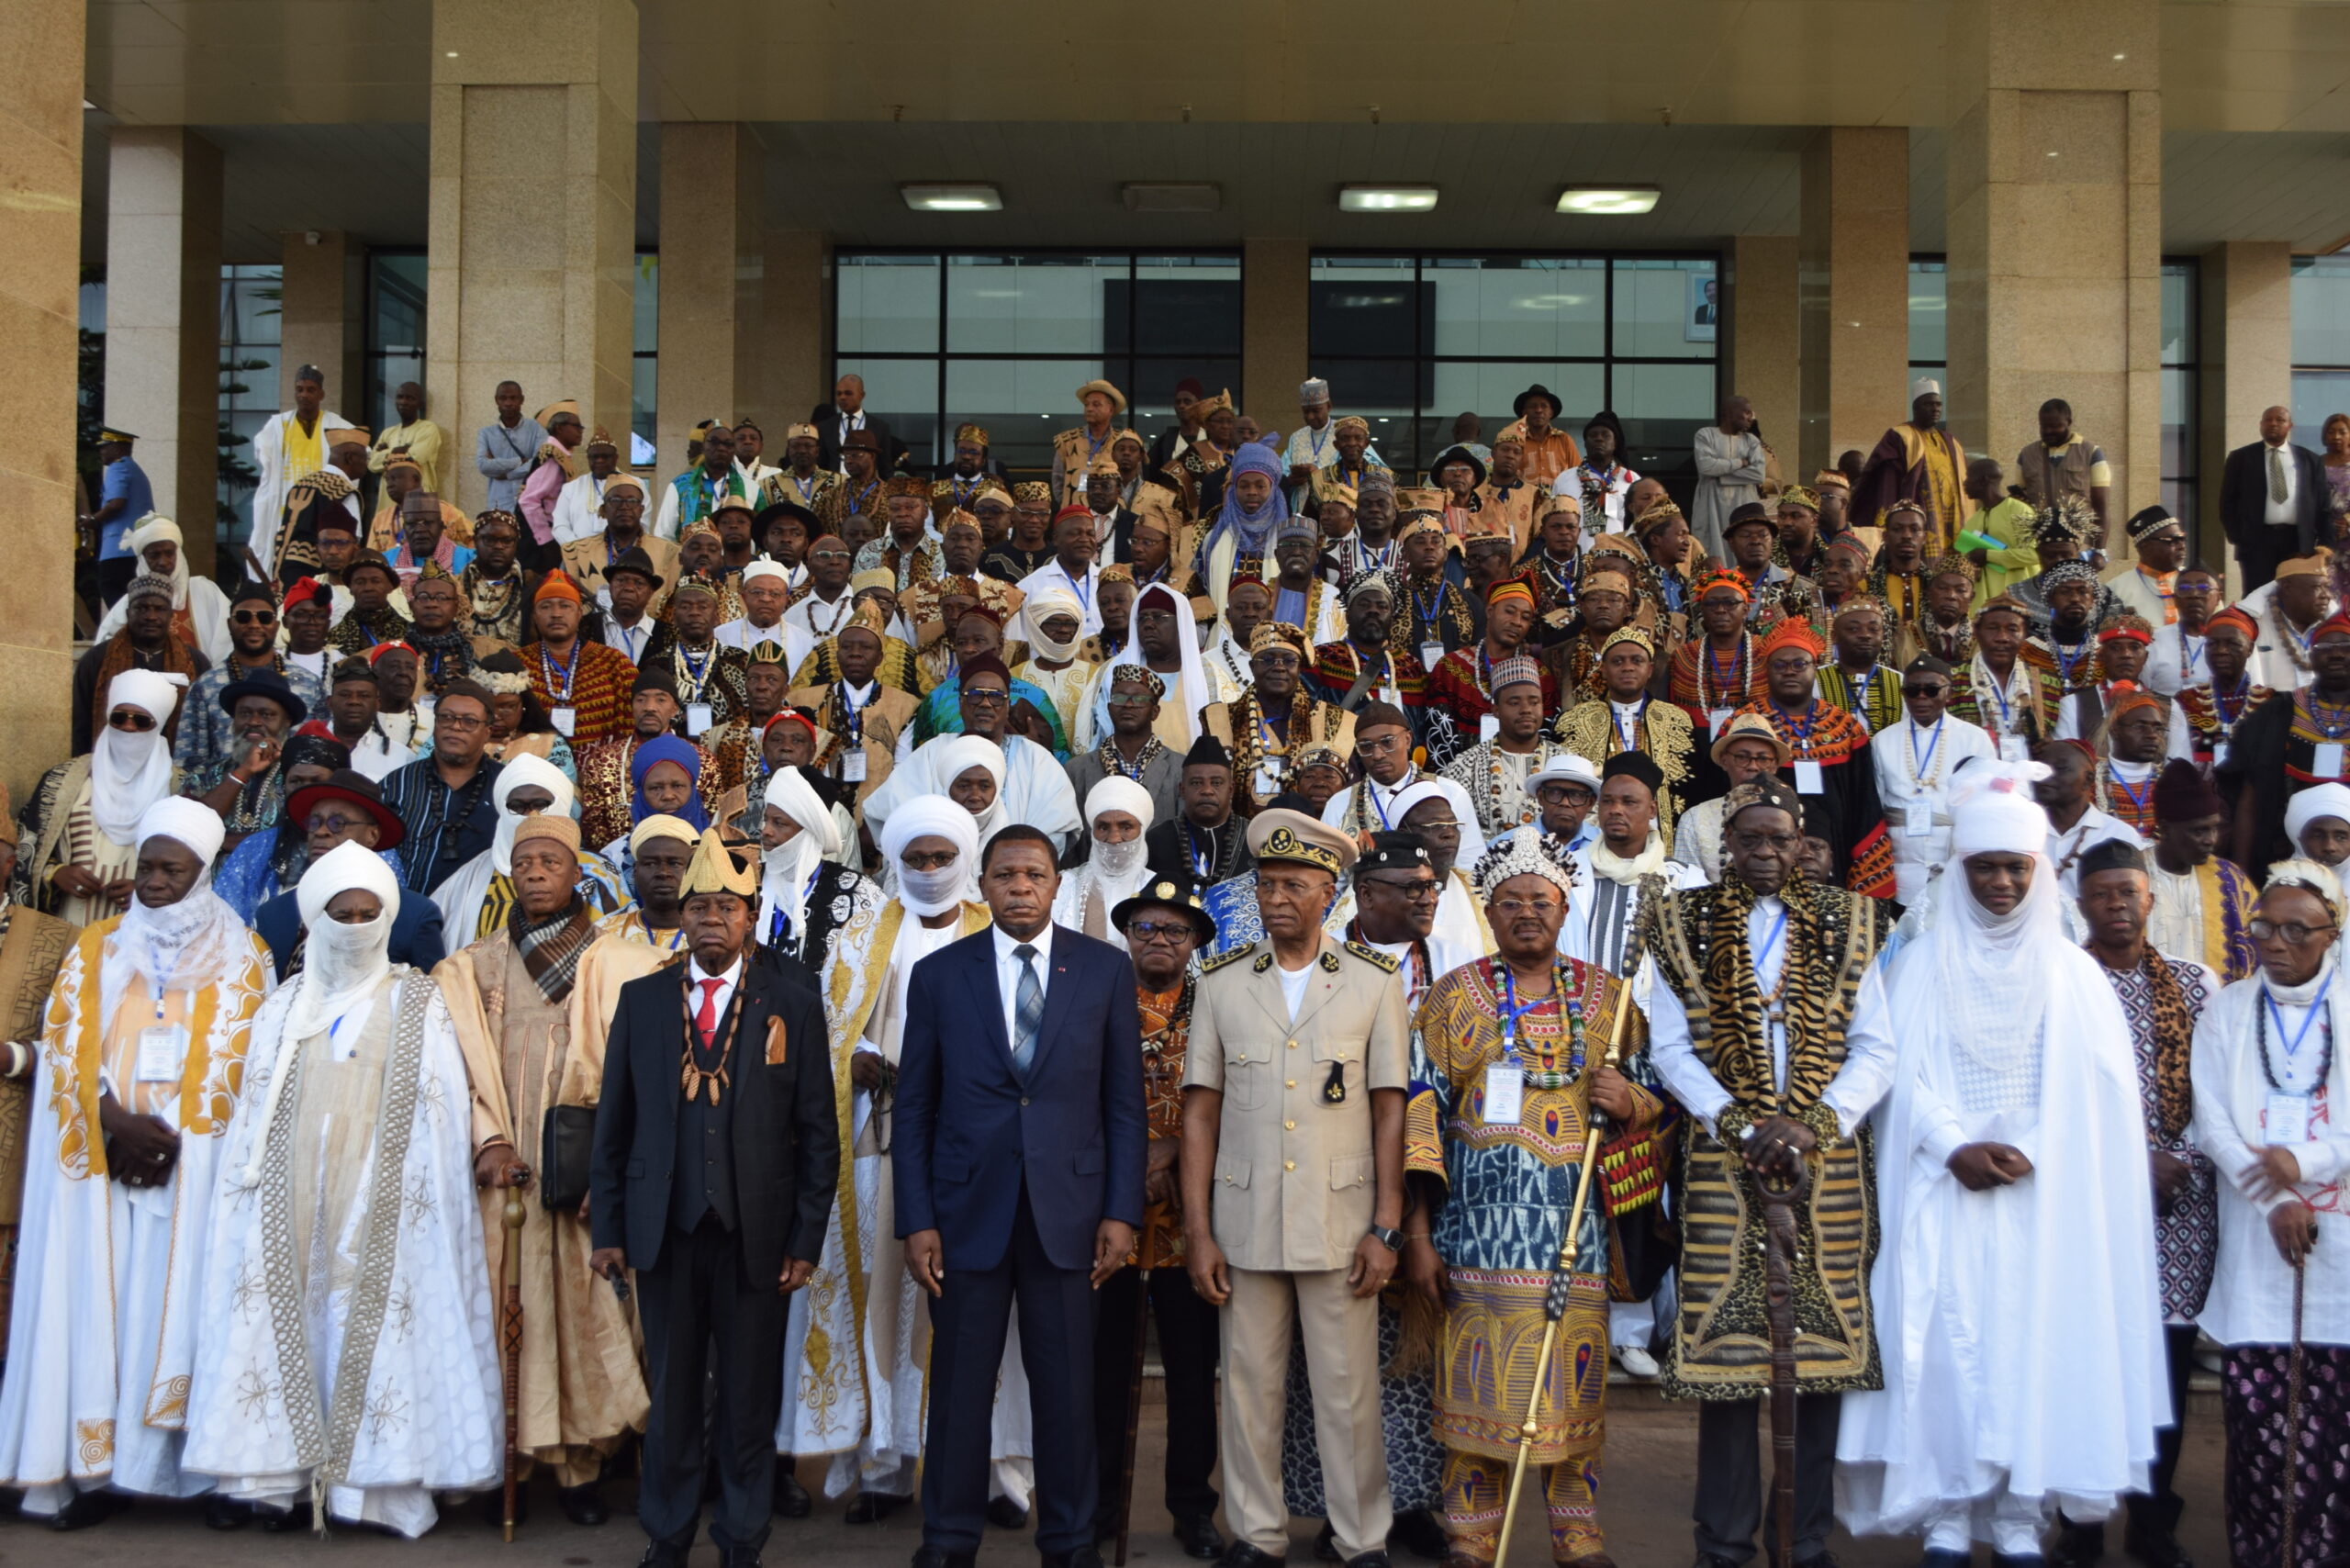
[
  {"xmin": 1902, "ymin": 684, "xmax": 1949, "ymax": 698},
  {"xmin": 107, "ymin": 710, "xmax": 157, "ymax": 732},
  {"xmin": 232, "ymin": 609, "xmax": 278, "ymax": 625}
]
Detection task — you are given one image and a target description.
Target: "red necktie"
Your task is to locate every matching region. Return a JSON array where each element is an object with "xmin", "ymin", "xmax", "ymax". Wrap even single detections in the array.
[{"xmin": 696, "ymin": 978, "xmax": 724, "ymax": 1050}]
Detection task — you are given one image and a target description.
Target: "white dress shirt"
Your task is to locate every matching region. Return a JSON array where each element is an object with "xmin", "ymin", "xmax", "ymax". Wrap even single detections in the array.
[
  {"xmin": 784, "ymin": 588, "xmax": 858, "ymax": 644},
  {"xmin": 1014, "ymin": 559, "xmax": 1104, "ymax": 638},
  {"xmin": 1640, "ymin": 895, "xmax": 1899, "ymax": 1138},
  {"xmin": 992, "ymin": 923, "xmax": 1055, "ymax": 1050},
  {"xmin": 603, "ymin": 612, "xmax": 655, "ymax": 665},
  {"xmin": 687, "ymin": 953, "xmax": 745, "ymax": 1036},
  {"xmin": 2143, "ymin": 622, "xmax": 2205, "ymax": 698}
]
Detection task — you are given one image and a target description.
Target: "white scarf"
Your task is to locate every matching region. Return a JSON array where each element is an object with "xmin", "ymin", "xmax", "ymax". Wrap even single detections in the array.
[
  {"xmin": 756, "ymin": 767, "xmax": 839, "ymax": 948},
  {"xmin": 1588, "ymin": 829, "xmax": 1668, "ymax": 885}
]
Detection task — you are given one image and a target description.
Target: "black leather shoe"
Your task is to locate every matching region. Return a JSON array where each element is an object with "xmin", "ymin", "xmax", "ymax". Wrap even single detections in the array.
[
  {"xmin": 774, "ymin": 1459, "xmax": 813, "ymax": 1519},
  {"xmin": 1045, "ymin": 1549, "xmax": 1107, "ymax": 1568},
  {"xmin": 204, "ymin": 1495, "xmax": 253, "ymax": 1530},
  {"xmin": 1920, "ymin": 1552, "xmax": 1971, "ymax": 1568},
  {"xmin": 2123, "ymin": 1520, "xmax": 2192, "ymax": 1568},
  {"xmin": 1175, "ymin": 1512, "xmax": 1227, "ymax": 1561},
  {"xmin": 557, "ymin": 1483, "xmax": 609, "ymax": 1527},
  {"xmin": 2048, "ymin": 1518, "xmax": 2104, "ymax": 1568},
  {"xmin": 1391, "ymin": 1509, "xmax": 1451, "ymax": 1562},
  {"xmin": 1345, "ymin": 1552, "xmax": 1393, "ymax": 1568},
  {"xmin": 989, "ymin": 1495, "xmax": 1032, "ymax": 1529},
  {"xmin": 639, "ymin": 1546, "xmax": 690, "ymax": 1568},
  {"xmin": 848, "ymin": 1491, "xmax": 913, "ymax": 1524},
  {"xmin": 1316, "ymin": 1523, "xmax": 1342, "ymax": 1562},
  {"xmin": 49, "ymin": 1490, "xmax": 126, "ymax": 1531},
  {"xmin": 722, "ymin": 1547, "xmax": 764, "ymax": 1568},
  {"xmin": 1218, "ymin": 1544, "xmax": 1288, "ymax": 1568},
  {"xmin": 259, "ymin": 1500, "xmax": 313, "ymax": 1533}
]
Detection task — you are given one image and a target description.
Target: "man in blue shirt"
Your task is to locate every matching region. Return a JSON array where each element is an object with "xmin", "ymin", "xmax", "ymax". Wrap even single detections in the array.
[{"xmin": 85, "ymin": 427, "xmax": 153, "ymax": 607}]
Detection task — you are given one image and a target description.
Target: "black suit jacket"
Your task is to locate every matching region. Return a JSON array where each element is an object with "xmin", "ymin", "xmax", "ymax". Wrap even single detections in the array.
[
  {"xmin": 810, "ymin": 405, "xmax": 902, "ymax": 474},
  {"xmin": 590, "ymin": 949, "xmax": 838, "ymax": 1280},
  {"xmin": 891, "ymin": 925, "xmax": 1147, "ymax": 1274},
  {"xmin": 2220, "ymin": 439, "xmax": 2326, "ymax": 556}
]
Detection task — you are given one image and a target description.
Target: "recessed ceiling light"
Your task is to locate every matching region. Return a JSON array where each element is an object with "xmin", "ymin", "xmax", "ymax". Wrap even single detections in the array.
[
  {"xmin": 1123, "ymin": 183, "xmax": 1221, "ymax": 213},
  {"xmin": 1339, "ymin": 185, "xmax": 1438, "ymax": 213},
  {"xmin": 1556, "ymin": 185, "xmax": 1662, "ymax": 216},
  {"xmin": 901, "ymin": 184, "xmax": 1002, "ymax": 212},
  {"xmin": 443, "ymin": 50, "xmax": 459, "ymax": 58}
]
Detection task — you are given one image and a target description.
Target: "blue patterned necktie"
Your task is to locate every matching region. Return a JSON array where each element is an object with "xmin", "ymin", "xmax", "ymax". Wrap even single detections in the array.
[{"xmin": 1011, "ymin": 944, "xmax": 1043, "ymax": 1078}]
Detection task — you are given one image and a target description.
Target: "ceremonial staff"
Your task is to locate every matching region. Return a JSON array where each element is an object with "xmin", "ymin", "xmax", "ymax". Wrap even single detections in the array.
[
  {"xmin": 500, "ymin": 1186, "xmax": 526, "ymax": 1540},
  {"xmin": 1756, "ymin": 1153, "xmax": 1811, "ymax": 1568}
]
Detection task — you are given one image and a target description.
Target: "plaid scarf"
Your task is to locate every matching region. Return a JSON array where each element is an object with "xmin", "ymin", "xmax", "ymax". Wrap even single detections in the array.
[{"xmin": 510, "ymin": 895, "xmax": 595, "ymax": 1003}]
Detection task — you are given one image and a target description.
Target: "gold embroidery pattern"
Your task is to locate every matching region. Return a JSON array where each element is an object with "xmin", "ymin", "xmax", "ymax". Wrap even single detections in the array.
[{"xmin": 75, "ymin": 1417, "xmax": 114, "ymax": 1470}]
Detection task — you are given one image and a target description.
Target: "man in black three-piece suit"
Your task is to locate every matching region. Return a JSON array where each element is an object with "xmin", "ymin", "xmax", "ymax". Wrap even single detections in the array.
[
  {"xmin": 591, "ymin": 828, "xmax": 839, "ymax": 1568},
  {"xmin": 893, "ymin": 822, "xmax": 1150, "ymax": 1568}
]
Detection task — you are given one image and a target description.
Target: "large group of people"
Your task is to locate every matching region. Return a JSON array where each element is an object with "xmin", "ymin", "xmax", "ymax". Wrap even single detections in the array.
[{"xmin": 21, "ymin": 365, "xmax": 2348, "ymax": 1568}]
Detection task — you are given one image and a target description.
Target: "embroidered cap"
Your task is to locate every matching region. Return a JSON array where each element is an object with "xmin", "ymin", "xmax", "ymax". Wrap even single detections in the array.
[{"xmin": 1245, "ymin": 807, "xmax": 1357, "ymax": 877}]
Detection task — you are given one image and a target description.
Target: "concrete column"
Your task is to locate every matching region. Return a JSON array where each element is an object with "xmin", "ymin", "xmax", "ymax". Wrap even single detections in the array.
[
  {"xmin": 277, "ymin": 230, "xmax": 366, "ymax": 420},
  {"xmin": 656, "ymin": 122, "xmax": 764, "ymax": 472},
  {"xmin": 1727, "ymin": 235, "xmax": 1801, "ymax": 465},
  {"xmin": 427, "ymin": 0, "xmax": 638, "ymax": 513},
  {"xmin": 760, "ymin": 229, "xmax": 831, "ymax": 434},
  {"xmin": 0, "ymin": 0, "xmax": 84, "ymax": 790},
  {"xmin": 106, "ymin": 127, "xmax": 224, "ymax": 571},
  {"xmin": 1945, "ymin": 0, "xmax": 2163, "ymax": 536},
  {"xmin": 2198, "ymin": 241, "xmax": 2294, "ymax": 585},
  {"xmin": 1242, "ymin": 237, "xmax": 1309, "ymax": 432},
  {"xmin": 1798, "ymin": 128, "xmax": 1911, "ymax": 478}
]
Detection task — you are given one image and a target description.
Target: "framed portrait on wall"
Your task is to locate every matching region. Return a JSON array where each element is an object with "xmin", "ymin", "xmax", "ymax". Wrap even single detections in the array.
[{"xmin": 1687, "ymin": 272, "xmax": 1718, "ymax": 342}]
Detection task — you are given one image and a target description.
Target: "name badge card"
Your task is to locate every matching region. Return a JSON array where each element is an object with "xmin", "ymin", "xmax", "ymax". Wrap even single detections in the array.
[
  {"xmin": 2266, "ymin": 1091, "xmax": 2313, "ymax": 1147},
  {"xmin": 1794, "ymin": 760, "xmax": 1825, "ymax": 794},
  {"xmin": 1483, "ymin": 1064, "xmax": 1524, "ymax": 1126}
]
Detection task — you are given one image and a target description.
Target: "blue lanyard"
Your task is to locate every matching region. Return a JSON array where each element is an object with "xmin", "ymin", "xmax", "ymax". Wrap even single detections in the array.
[
  {"xmin": 2109, "ymin": 765, "xmax": 2154, "ymax": 818},
  {"xmin": 1754, "ymin": 905, "xmax": 1788, "ymax": 988},
  {"xmin": 1848, "ymin": 666, "xmax": 1878, "ymax": 720},
  {"xmin": 1497, "ymin": 964, "xmax": 1549, "ymax": 1062},
  {"xmin": 2266, "ymin": 991, "xmax": 2327, "ymax": 1079},
  {"xmin": 1908, "ymin": 716, "xmax": 1945, "ymax": 778},
  {"xmin": 1061, "ymin": 564, "xmax": 1093, "ymax": 619}
]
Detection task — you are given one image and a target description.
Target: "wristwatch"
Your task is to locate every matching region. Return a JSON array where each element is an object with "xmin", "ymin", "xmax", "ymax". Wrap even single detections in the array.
[{"xmin": 1367, "ymin": 1224, "xmax": 1405, "ymax": 1252}]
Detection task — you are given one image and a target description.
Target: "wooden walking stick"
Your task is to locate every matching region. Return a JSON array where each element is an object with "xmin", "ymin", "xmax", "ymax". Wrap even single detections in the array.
[
  {"xmin": 500, "ymin": 1189, "xmax": 527, "ymax": 1542},
  {"xmin": 1757, "ymin": 1152, "xmax": 1812, "ymax": 1568},
  {"xmin": 2282, "ymin": 1245, "xmax": 2308, "ymax": 1568},
  {"xmin": 1494, "ymin": 1003, "xmax": 1613, "ymax": 1568}
]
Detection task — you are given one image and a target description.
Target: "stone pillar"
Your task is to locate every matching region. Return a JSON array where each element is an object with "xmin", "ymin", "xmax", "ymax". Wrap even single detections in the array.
[
  {"xmin": 1727, "ymin": 235, "xmax": 1801, "ymax": 465},
  {"xmin": 0, "ymin": 0, "xmax": 84, "ymax": 790},
  {"xmin": 1798, "ymin": 128, "xmax": 1911, "ymax": 478},
  {"xmin": 1945, "ymin": 0, "xmax": 2162, "ymax": 539},
  {"xmin": 760, "ymin": 229, "xmax": 831, "ymax": 433},
  {"xmin": 427, "ymin": 0, "xmax": 637, "ymax": 513},
  {"xmin": 1242, "ymin": 237, "xmax": 1309, "ymax": 432},
  {"xmin": 2199, "ymin": 241, "xmax": 2293, "ymax": 583},
  {"xmin": 278, "ymin": 230, "xmax": 366, "ymax": 421},
  {"xmin": 106, "ymin": 126, "xmax": 224, "ymax": 572},
  {"xmin": 656, "ymin": 122, "xmax": 764, "ymax": 473}
]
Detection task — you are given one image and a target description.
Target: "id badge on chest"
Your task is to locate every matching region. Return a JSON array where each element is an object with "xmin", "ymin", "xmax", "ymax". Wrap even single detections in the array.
[
  {"xmin": 1998, "ymin": 734, "xmax": 2028, "ymax": 763},
  {"xmin": 839, "ymin": 748, "xmax": 867, "ymax": 783},
  {"xmin": 135, "ymin": 1022, "xmax": 188, "ymax": 1083},
  {"xmin": 686, "ymin": 701, "xmax": 714, "ymax": 736},
  {"xmin": 550, "ymin": 706, "xmax": 576, "ymax": 738},
  {"xmin": 1483, "ymin": 1063, "xmax": 1524, "ymax": 1126},
  {"xmin": 1903, "ymin": 802, "xmax": 1934, "ymax": 835},
  {"xmin": 1254, "ymin": 761, "xmax": 1285, "ymax": 801},
  {"xmin": 1479, "ymin": 712, "xmax": 1501, "ymax": 744},
  {"xmin": 1793, "ymin": 759, "xmax": 1825, "ymax": 794},
  {"xmin": 2317, "ymin": 743, "xmax": 2346, "ymax": 779},
  {"xmin": 1420, "ymin": 641, "xmax": 1445, "ymax": 672},
  {"xmin": 2266, "ymin": 1091, "xmax": 2313, "ymax": 1147},
  {"xmin": 1708, "ymin": 708, "xmax": 1732, "ymax": 739}
]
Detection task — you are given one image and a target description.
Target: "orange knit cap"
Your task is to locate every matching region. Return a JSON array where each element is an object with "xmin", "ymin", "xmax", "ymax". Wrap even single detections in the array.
[{"xmin": 534, "ymin": 569, "xmax": 585, "ymax": 604}]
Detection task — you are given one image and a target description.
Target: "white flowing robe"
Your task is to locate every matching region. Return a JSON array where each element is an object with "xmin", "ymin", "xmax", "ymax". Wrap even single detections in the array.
[
  {"xmin": 249, "ymin": 409, "xmax": 356, "ymax": 577},
  {"xmin": 0, "ymin": 924, "xmax": 268, "ymax": 1512},
  {"xmin": 862, "ymin": 734, "xmax": 1082, "ymax": 859},
  {"xmin": 184, "ymin": 972, "xmax": 499, "ymax": 1536},
  {"xmin": 1836, "ymin": 935, "xmax": 2165, "ymax": 1535}
]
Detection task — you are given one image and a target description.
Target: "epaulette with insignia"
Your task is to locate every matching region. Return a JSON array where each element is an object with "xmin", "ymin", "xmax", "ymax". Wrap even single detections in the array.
[
  {"xmin": 1254, "ymin": 952, "xmax": 1275, "ymax": 973},
  {"xmin": 1345, "ymin": 940, "xmax": 1402, "ymax": 973},
  {"xmin": 1201, "ymin": 943, "xmax": 1258, "ymax": 974}
]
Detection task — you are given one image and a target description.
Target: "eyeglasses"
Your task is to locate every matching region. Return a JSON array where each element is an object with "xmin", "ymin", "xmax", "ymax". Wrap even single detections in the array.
[
  {"xmin": 1125, "ymin": 918, "xmax": 1197, "ymax": 943},
  {"xmin": 1730, "ymin": 830, "xmax": 1804, "ymax": 853},
  {"xmin": 435, "ymin": 711, "xmax": 487, "ymax": 731},
  {"xmin": 810, "ymin": 549, "xmax": 853, "ymax": 562},
  {"xmin": 306, "ymin": 810, "xmax": 370, "ymax": 834},
  {"xmin": 2251, "ymin": 917, "xmax": 2341, "ymax": 946},
  {"xmin": 1106, "ymin": 694, "xmax": 1156, "ymax": 710},
  {"xmin": 963, "ymin": 688, "xmax": 1008, "ymax": 703},
  {"xmin": 1902, "ymin": 684, "xmax": 1949, "ymax": 699},
  {"xmin": 1491, "ymin": 896, "xmax": 1562, "ymax": 917},
  {"xmin": 106, "ymin": 710, "xmax": 156, "ymax": 732},
  {"xmin": 901, "ymin": 849, "xmax": 960, "ymax": 871},
  {"xmin": 1253, "ymin": 652, "xmax": 1302, "ymax": 669},
  {"xmin": 1362, "ymin": 877, "xmax": 1441, "ymax": 902},
  {"xmin": 1356, "ymin": 733, "xmax": 1407, "ymax": 755},
  {"xmin": 231, "ymin": 609, "xmax": 278, "ymax": 626},
  {"xmin": 1536, "ymin": 784, "xmax": 1594, "ymax": 804}
]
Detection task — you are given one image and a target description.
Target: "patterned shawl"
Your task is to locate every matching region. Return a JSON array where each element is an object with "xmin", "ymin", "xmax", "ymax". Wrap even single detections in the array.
[{"xmin": 510, "ymin": 895, "xmax": 596, "ymax": 1003}]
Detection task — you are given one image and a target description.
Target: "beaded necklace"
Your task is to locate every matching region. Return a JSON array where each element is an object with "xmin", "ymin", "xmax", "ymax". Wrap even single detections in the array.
[{"xmin": 1489, "ymin": 958, "xmax": 1588, "ymax": 1088}]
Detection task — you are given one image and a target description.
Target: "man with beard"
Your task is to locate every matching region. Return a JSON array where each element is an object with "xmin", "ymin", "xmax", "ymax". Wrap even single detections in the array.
[
  {"xmin": 186, "ymin": 669, "xmax": 308, "ymax": 849},
  {"xmin": 72, "ymin": 575, "xmax": 207, "ymax": 756},
  {"xmin": 1066, "ymin": 666, "xmax": 1184, "ymax": 835},
  {"xmin": 2173, "ymin": 604, "xmax": 2266, "ymax": 771},
  {"xmin": 1307, "ymin": 572, "xmax": 1428, "ymax": 722},
  {"xmin": 173, "ymin": 584, "xmax": 322, "ymax": 777},
  {"xmin": 1644, "ymin": 777, "xmax": 1896, "ymax": 1568},
  {"xmin": 1440, "ymin": 654, "xmax": 1559, "ymax": 838},
  {"xmin": 790, "ymin": 608, "xmax": 921, "ymax": 814},
  {"xmin": 1517, "ymin": 496, "xmax": 1586, "ymax": 641},
  {"xmin": 1813, "ymin": 597, "xmax": 1902, "ymax": 734},
  {"xmin": 1394, "ymin": 516, "xmax": 1478, "ymax": 674},
  {"xmin": 1147, "ymin": 735, "xmax": 1252, "ymax": 889},
  {"xmin": 1543, "ymin": 562, "xmax": 1641, "ymax": 711},
  {"xmin": 326, "ymin": 554, "xmax": 411, "ymax": 656},
  {"xmin": 644, "ymin": 573, "xmax": 752, "ymax": 740}
]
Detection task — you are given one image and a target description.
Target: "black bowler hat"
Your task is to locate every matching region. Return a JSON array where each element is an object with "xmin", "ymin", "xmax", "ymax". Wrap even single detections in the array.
[{"xmin": 1112, "ymin": 872, "xmax": 1218, "ymax": 945}]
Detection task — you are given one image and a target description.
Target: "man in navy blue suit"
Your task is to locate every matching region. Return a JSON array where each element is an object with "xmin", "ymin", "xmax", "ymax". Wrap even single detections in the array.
[{"xmin": 893, "ymin": 822, "xmax": 1148, "ymax": 1568}]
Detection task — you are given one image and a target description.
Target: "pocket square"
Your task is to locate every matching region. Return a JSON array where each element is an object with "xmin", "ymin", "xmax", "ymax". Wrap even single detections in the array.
[{"xmin": 764, "ymin": 1014, "xmax": 789, "ymax": 1067}]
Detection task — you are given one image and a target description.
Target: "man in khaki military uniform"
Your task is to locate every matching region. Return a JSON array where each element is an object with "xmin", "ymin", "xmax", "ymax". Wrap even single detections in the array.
[{"xmin": 1180, "ymin": 808, "xmax": 1412, "ymax": 1568}]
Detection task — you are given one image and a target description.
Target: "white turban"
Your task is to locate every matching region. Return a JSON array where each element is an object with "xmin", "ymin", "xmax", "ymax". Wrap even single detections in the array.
[
  {"xmin": 127, "ymin": 515, "xmax": 190, "ymax": 610},
  {"xmin": 881, "ymin": 795, "xmax": 982, "ymax": 915},
  {"xmin": 93, "ymin": 669, "xmax": 188, "ymax": 846},
  {"xmin": 297, "ymin": 835, "xmax": 402, "ymax": 927},
  {"xmin": 1948, "ymin": 760, "xmax": 2052, "ymax": 860},
  {"xmin": 1084, "ymin": 775, "xmax": 1155, "ymax": 834},
  {"xmin": 935, "ymin": 734, "xmax": 1009, "ymax": 840},
  {"xmin": 757, "ymin": 767, "xmax": 841, "ymax": 947},
  {"xmin": 137, "ymin": 795, "xmax": 225, "ymax": 868},
  {"xmin": 489, "ymin": 752, "xmax": 576, "ymax": 874},
  {"xmin": 2285, "ymin": 783, "xmax": 2350, "ymax": 856},
  {"xmin": 742, "ymin": 558, "xmax": 792, "ymax": 587},
  {"xmin": 1023, "ymin": 582, "xmax": 1088, "ymax": 661},
  {"xmin": 1387, "ymin": 777, "xmax": 1489, "ymax": 863},
  {"xmin": 288, "ymin": 839, "xmax": 401, "ymax": 1041}
]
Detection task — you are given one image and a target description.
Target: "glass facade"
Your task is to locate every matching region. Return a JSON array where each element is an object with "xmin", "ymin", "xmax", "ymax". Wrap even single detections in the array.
[
  {"xmin": 1908, "ymin": 258, "xmax": 1948, "ymax": 425},
  {"xmin": 633, "ymin": 252, "xmax": 657, "ymax": 463},
  {"xmin": 1304, "ymin": 254, "xmax": 1719, "ymax": 487},
  {"xmin": 363, "ymin": 250, "xmax": 425, "ymax": 434},
  {"xmin": 834, "ymin": 251, "xmax": 1243, "ymax": 476},
  {"xmin": 218, "ymin": 263, "xmax": 284, "ymax": 547},
  {"xmin": 2291, "ymin": 254, "xmax": 2350, "ymax": 447}
]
